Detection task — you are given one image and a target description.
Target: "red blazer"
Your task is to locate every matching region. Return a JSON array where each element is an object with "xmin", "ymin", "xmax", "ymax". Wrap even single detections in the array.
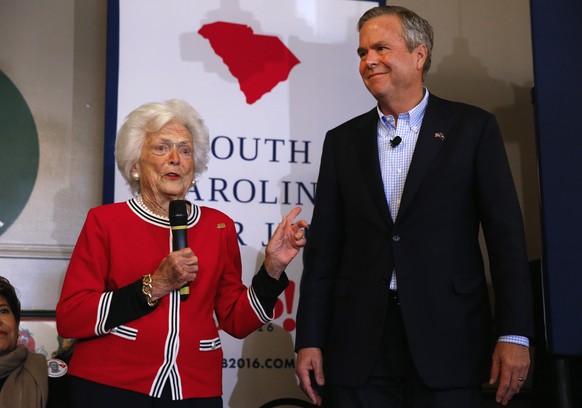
[
  {"xmin": 295, "ymin": 94, "xmax": 534, "ymax": 389},
  {"xmin": 57, "ymin": 201, "xmax": 270, "ymax": 399}
]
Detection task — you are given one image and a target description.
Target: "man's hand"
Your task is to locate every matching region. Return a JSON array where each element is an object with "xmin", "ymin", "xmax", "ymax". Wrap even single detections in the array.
[
  {"xmin": 489, "ymin": 342, "xmax": 530, "ymax": 405},
  {"xmin": 296, "ymin": 347, "xmax": 325, "ymax": 406}
]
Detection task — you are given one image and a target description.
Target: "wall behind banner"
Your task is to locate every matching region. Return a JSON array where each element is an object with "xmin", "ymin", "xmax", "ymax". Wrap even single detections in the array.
[{"xmin": 1, "ymin": 0, "xmax": 540, "ymax": 405}]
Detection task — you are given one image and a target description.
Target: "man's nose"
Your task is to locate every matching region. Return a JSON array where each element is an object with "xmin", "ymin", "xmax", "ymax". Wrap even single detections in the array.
[{"xmin": 364, "ymin": 51, "xmax": 379, "ymax": 67}]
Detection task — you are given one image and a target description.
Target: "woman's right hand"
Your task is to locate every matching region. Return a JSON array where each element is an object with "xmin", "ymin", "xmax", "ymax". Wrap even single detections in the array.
[{"xmin": 150, "ymin": 248, "xmax": 198, "ymax": 301}]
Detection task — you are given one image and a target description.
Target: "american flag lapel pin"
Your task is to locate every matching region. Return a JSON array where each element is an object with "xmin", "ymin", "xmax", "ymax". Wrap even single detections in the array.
[{"xmin": 434, "ymin": 132, "xmax": 445, "ymax": 141}]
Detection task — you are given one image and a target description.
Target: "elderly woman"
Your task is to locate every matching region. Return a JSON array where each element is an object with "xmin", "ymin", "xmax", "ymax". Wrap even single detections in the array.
[
  {"xmin": 56, "ymin": 99, "xmax": 308, "ymax": 407},
  {"xmin": 0, "ymin": 276, "xmax": 48, "ymax": 407}
]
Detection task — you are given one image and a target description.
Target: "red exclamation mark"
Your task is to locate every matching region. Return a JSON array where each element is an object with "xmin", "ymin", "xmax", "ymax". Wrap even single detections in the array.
[
  {"xmin": 273, "ymin": 280, "xmax": 296, "ymax": 331},
  {"xmin": 282, "ymin": 280, "xmax": 296, "ymax": 332}
]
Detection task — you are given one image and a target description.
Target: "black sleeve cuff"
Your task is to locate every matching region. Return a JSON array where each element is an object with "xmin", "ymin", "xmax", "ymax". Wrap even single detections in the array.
[
  {"xmin": 251, "ymin": 264, "xmax": 290, "ymax": 312},
  {"xmin": 104, "ymin": 278, "xmax": 158, "ymax": 330}
]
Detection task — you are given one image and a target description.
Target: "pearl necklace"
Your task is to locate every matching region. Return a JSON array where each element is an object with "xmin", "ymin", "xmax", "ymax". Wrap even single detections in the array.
[
  {"xmin": 135, "ymin": 194, "xmax": 168, "ymax": 218},
  {"xmin": 134, "ymin": 194, "xmax": 191, "ymax": 219}
]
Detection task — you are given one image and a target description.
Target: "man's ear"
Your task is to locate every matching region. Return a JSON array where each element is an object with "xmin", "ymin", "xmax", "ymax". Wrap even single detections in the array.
[{"xmin": 416, "ymin": 43, "xmax": 428, "ymax": 71}]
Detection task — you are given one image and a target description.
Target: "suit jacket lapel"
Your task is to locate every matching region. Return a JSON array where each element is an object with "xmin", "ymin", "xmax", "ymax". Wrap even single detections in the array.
[
  {"xmin": 352, "ymin": 108, "xmax": 393, "ymax": 227},
  {"xmin": 397, "ymin": 95, "xmax": 455, "ymax": 221}
]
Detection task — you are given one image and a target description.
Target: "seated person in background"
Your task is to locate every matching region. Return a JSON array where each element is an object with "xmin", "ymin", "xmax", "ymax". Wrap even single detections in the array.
[{"xmin": 0, "ymin": 276, "xmax": 48, "ymax": 407}]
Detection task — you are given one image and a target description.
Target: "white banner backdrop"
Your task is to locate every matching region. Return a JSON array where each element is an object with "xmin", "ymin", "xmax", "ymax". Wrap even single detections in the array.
[{"xmin": 111, "ymin": 1, "xmax": 376, "ymax": 405}]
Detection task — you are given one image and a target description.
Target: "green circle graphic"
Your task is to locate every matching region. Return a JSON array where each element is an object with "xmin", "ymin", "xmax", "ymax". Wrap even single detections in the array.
[{"xmin": 0, "ymin": 70, "xmax": 39, "ymax": 238}]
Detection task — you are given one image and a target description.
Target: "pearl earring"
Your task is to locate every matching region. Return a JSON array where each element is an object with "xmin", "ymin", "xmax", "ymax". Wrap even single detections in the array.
[{"xmin": 131, "ymin": 172, "xmax": 140, "ymax": 181}]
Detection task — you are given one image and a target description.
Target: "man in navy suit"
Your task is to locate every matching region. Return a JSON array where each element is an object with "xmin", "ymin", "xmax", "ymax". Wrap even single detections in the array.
[{"xmin": 295, "ymin": 5, "xmax": 534, "ymax": 408}]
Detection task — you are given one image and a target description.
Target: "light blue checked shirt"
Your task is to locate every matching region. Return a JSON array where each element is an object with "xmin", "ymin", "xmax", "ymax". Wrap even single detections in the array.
[{"xmin": 377, "ymin": 88, "xmax": 528, "ymax": 348}]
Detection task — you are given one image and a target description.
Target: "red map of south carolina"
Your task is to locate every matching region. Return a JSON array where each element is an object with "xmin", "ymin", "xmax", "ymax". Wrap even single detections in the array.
[{"xmin": 198, "ymin": 22, "xmax": 300, "ymax": 104}]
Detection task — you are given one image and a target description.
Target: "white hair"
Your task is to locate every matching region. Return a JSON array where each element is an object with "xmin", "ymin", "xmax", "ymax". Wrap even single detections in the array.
[{"xmin": 115, "ymin": 99, "xmax": 210, "ymax": 195}]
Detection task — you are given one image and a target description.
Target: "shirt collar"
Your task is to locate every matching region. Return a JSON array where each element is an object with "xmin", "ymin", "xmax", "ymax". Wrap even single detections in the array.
[{"xmin": 376, "ymin": 87, "xmax": 430, "ymax": 131}]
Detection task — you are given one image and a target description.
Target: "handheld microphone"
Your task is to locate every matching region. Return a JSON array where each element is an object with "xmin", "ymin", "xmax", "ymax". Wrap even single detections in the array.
[
  {"xmin": 169, "ymin": 200, "xmax": 189, "ymax": 301},
  {"xmin": 390, "ymin": 136, "xmax": 402, "ymax": 148}
]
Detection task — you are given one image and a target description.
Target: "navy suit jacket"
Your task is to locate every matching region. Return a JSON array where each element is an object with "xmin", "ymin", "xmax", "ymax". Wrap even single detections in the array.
[{"xmin": 295, "ymin": 94, "xmax": 534, "ymax": 389}]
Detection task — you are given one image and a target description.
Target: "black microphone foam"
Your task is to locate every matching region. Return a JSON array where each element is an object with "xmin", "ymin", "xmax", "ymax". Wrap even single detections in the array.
[
  {"xmin": 169, "ymin": 200, "xmax": 189, "ymax": 301},
  {"xmin": 390, "ymin": 136, "xmax": 402, "ymax": 148}
]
